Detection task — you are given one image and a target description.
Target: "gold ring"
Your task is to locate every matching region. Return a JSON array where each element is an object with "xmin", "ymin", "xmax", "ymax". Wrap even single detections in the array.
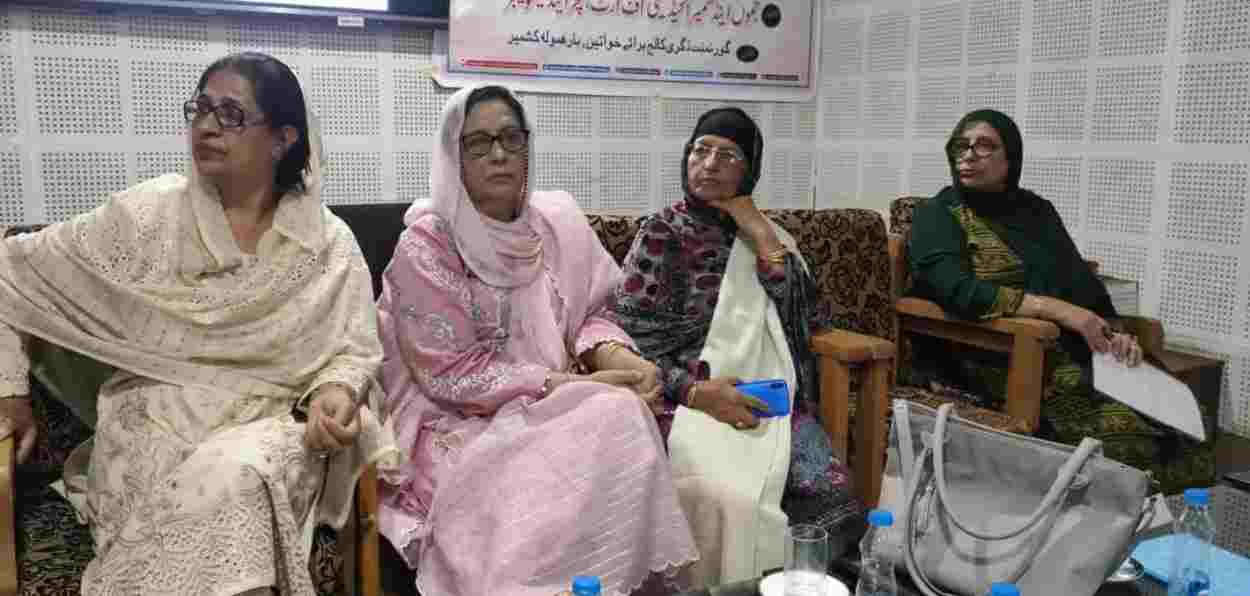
[{"xmin": 735, "ymin": 421, "xmax": 746, "ymax": 429}]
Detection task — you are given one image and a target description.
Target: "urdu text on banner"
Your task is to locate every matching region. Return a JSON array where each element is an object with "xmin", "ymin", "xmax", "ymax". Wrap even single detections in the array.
[{"xmin": 441, "ymin": 0, "xmax": 818, "ymax": 100}]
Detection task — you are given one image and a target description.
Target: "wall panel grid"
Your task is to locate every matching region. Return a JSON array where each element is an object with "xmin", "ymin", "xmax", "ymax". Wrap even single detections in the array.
[{"xmin": 4, "ymin": 2, "xmax": 1250, "ymax": 436}]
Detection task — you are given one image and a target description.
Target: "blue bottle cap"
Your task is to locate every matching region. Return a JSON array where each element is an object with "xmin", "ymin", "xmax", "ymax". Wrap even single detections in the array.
[
  {"xmin": 572, "ymin": 575, "xmax": 601, "ymax": 593},
  {"xmin": 989, "ymin": 582, "xmax": 1020, "ymax": 596},
  {"xmin": 1183, "ymin": 488, "xmax": 1210, "ymax": 506},
  {"xmin": 868, "ymin": 509, "xmax": 894, "ymax": 527}
]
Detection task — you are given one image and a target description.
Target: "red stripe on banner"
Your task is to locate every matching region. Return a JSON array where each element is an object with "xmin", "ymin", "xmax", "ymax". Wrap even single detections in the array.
[{"xmin": 462, "ymin": 59, "xmax": 540, "ymax": 70}]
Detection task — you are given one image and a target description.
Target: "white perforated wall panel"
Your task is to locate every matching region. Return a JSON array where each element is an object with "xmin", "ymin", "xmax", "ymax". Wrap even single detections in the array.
[
  {"xmin": 321, "ymin": 152, "xmax": 384, "ymax": 204},
  {"xmin": 599, "ymin": 152, "xmax": 650, "ymax": 211},
  {"xmin": 967, "ymin": 0, "xmax": 1022, "ymax": 67},
  {"xmin": 1092, "ymin": 65, "xmax": 1163, "ymax": 142},
  {"xmin": 32, "ymin": 8, "xmax": 118, "ymax": 48},
  {"xmin": 3, "ymin": 1, "xmax": 1249, "ymax": 436},
  {"xmin": 394, "ymin": 72, "xmax": 452, "ymax": 137},
  {"xmin": 819, "ymin": 149, "xmax": 859, "ymax": 206},
  {"xmin": 129, "ymin": 15, "xmax": 209, "ymax": 53},
  {"xmin": 1026, "ymin": 69, "xmax": 1087, "ymax": 142},
  {"xmin": 534, "ymin": 152, "xmax": 594, "ymax": 206},
  {"xmin": 1159, "ymin": 249, "xmax": 1238, "ymax": 336},
  {"xmin": 598, "ymin": 97, "xmax": 651, "ymax": 139},
  {"xmin": 40, "ymin": 152, "xmax": 127, "ymax": 222},
  {"xmin": 132, "ymin": 61, "xmax": 201, "ymax": 136},
  {"xmin": 916, "ymin": 3, "xmax": 965, "ymax": 70},
  {"xmin": 393, "ymin": 29, "xmax": 433, "ymax": 62},
  {"xmin": 0, "ymin": 153, "xmax": 22, "ymax": 225},
  {"xmin": 536, "ymin": 94, "xmax": 594, "ymax": 138},
  {"xmin": 867, "ymin": 12, "xmax": 910, "ymax": 73},
  {"xmin": 1033, "ymin": 0, "xmax": 1092, "ymax": 63},
  {"xmin": 34, "ymin": 57, "xmax": 122, "ymax": 135},
  {"xmin": 394, "ymin": 151, "xmax": 431, "ymax": 203},
  {"xmin": 863, "ymin": 152, "xmax": 902, "ymax": 203},
  {"xmin": 1087, "ymin": 159, "xmax": 1154, "ymax": 236},
  {"xmin": 824, "ymin": 18, "xmax": 864, "ymax": 77},
  {"xmin": 226, "ymin": 17, "xmax": 302, "ymax": 64},
  {"xmin": 821, "ymin": 79, "xmax": 861, "ymax": 140},
  {"xmin": 965, "ymin": 71, "xmax": 1016, "ymax": 113},
  {"xmin": 1100, "ymin": 0, "xmax": 1169, "ymax": 57},
  {"xmin": 1020, "ymin": 156, "xmax": 1082, "ymax": 233},
  {"xmin": 1182, "ymin": 0, "xmax": 1250, "ymax": 54},
  {"xmin": 311, "ymin": 66, "xmax": 380, "ymax": 137},
  {"xmin": 1174, "ymin": 62, "xmax": 1250, "ymax": 145},
  {"xmin": 1167, "ymin": 162, "xmax": 1247, "ymax": 246},
  {"xmin": 0, "ymin": 55, "xmax": 15, "ymax": 136},
  {"xmin": 1085, "ymin": 239, "xmax": 1150, "ymax": 285},
  {"xmin": 865, "ymin": 79, "xmax": 907, "ymax": 140},
  {"xmin": 908, "ymin": 152, "xmax": 950, "ymax": 197},
  {"xmin": 134, "ymin": 152, "xmax": 188, "ymax": 185},
  {"xmin": 915, "ymin": 76, "xmax": 965, "ymax": 139}
]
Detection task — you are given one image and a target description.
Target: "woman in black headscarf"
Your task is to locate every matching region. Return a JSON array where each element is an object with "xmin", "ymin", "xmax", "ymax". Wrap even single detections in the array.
[
  {"xmin": 613, "ymin": 108, "xmax": 863, "ymax": 587},
  {"xmin": 908, "ymin": 109, "xmax": 1215, "ymax": 495}
]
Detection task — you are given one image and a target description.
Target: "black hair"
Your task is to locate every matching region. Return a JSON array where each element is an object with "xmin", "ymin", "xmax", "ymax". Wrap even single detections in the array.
[
  {"xmin": 196, "ymin": 52, "xmax": 310, "ymax": 195},
  {"xmin": 464, "ymin": 86, "xmax": 529, "ymax": 130}
]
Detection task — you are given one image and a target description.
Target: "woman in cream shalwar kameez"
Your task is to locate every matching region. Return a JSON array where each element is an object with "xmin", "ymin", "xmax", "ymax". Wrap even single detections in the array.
[{"xmin": 0, "ymin": 53, "xmax": 396, "ymax": 595}]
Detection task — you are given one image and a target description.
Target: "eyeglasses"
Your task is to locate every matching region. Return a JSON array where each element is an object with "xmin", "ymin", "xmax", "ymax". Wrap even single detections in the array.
[
  {"xmin": 461, "ymin": 127, "xmax": 530, "ymax": 159},
  {"xmin": 946, "ymin": 139, "xmax": 1001, "ymax": 161},
  {"xmin": 183, "ymin": 97, "xmax": 265, "ymax": 129},
  {"xmin": 687, "ymin": 142, "xmax": 746, "ymax": 166}
]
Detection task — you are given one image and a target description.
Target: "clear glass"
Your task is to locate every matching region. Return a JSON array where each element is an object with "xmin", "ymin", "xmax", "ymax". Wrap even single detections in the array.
[{"xmin": 785, "ymin": 523, "xmax": 829, "ymax": 596}]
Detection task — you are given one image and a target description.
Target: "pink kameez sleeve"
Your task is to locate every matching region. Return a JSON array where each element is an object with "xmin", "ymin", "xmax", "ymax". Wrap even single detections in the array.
[{"xmin": 380, "ymin": 217, "xmax": 547, "ymax": 418}]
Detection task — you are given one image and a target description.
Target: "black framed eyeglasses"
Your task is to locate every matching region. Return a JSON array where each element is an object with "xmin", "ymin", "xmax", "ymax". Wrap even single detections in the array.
[
  {"xmin": 461, "ymin": 127, "xmax": 530, "ymax": 158},
  {"xmin": 946, "ymin": 139, "xmax": 1001, "ymax": 161},
  {"xmin": 183, "ymin": 97, "xmax": 265, "ymax": 129},
  {"xmin": 687, "ymin": 142, "xmax": 745, "ymax": 166}
]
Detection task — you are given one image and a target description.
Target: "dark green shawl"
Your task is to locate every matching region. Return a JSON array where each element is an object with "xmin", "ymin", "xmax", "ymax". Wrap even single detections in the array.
[{"xmin": 909, "ymin": 109, "xmax": 1114, "ymax": 363}]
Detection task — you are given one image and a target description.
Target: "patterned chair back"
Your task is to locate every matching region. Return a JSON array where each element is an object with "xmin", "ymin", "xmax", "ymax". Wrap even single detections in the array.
[
  {"xmin": 887, "ymin": 196, "xmax": 929, "ymax": 296},
  {"xmin": 587, "ymin": 208, "xmax": 895, "ymax": 343}
]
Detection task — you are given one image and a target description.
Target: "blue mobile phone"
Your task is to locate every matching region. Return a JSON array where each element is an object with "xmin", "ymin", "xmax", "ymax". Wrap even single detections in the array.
[{"xmin": 735, "ymin": 379, "xmax": 790, "ymax": 418}]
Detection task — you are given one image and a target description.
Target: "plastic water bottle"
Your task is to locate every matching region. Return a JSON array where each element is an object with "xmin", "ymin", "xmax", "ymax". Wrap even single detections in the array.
[
  {"xmin": 1168, "ymin": 488, "xmax": 1215, "ymax": 596},
  {"xmin": 987, "ymin": 582, "xmax": 1020, "ymax": 596},
  {"xmin": 855, "ymin": 509, "xmax": 898, "ymax": 596},
  {"xmin": 571, "ymin": 575, "xmax": 601, "ymax": 596}
]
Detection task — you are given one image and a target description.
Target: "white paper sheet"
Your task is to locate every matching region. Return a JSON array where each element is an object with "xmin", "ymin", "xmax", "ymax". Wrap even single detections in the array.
[{"xmin": 1092, "ymin": 352, "xmax": 1206, "ymax": 442}]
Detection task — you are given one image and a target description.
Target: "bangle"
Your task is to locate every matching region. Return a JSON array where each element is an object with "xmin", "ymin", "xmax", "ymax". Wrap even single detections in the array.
[
  {"xmin": 761, "ymin": 247, "xmax": 788, "ymax": 264},
  {"xmin": 686, "ymin": 382, "xmax": 700, "ymax": 409}
]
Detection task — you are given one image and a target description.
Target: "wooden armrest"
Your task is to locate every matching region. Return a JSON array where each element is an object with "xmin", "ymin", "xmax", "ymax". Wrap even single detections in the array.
[
  {"xmin": 357, "ymin": 464, "xmax": 380, "ymax": 596},
  {"xmin": 1, "ymin": 436, "xmax": 16, "ymax": 596},
  {"xmin": 896, "ymin": 297, "xmax": 1061, "ymax": 340},
  {"xmin": 811, "ymin": 328, "xmax": 896, "ymax": 363},
  {"xmin": 888, "ymin": 235, "xmax": 906, "ymax": 295},
  {"xmin": 1118, "ymin": 315, "xmax": 1164, "ymax": 358}
]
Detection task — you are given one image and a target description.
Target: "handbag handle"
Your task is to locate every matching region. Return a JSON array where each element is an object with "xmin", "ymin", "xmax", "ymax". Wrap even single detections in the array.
[
  {"xmin": 900, "ymin": 443, "xmax": 1060, "ymax": 596},
  {"xmin": 930, "ymin": 403, "xmax": 1100, "ymax": 541}
]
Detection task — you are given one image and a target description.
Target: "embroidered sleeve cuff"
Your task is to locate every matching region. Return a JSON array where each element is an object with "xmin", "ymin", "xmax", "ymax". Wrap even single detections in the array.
[
  {"xmin": 0, "ymin": 325, "xmax": 30, "ymax": 397},
  {"xmin": 297, "ymin": 365, "xmax": 373, "ymax": 413},
  {"xmin": 983, "ymin": 287, "xmax": 1026, "ymax": 320}
]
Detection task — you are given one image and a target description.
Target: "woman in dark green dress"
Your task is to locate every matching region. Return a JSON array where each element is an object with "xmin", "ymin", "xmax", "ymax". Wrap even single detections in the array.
[{"xmin": 908, "ymin": 109, "xmax": 1215, "ymax": 495}]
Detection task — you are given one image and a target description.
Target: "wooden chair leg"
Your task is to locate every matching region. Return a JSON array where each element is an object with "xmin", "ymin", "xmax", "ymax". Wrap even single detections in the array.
[
  {"xmin": 356, "ymin": 464, "xmax": 380, "ymax": 596},
  {"xmin": 854, "ymin": 360, "xmax": 891, "ymax": 509},
  {"xmin": 1005, "ymin": 334, "xmax": 1044, "ymax": 433},
  {"xmin": 818, "ymin": 356, "xmax": 852, "ymax": 464},
  {"xmin": 1, "ymin": 436, "xmax": 17, "ymax": 596}
]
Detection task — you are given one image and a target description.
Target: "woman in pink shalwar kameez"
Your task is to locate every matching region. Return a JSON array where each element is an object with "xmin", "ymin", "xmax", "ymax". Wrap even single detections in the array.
[{"xmin": 375, "ymin": 85, "xmax": 698, "ymax": 596}]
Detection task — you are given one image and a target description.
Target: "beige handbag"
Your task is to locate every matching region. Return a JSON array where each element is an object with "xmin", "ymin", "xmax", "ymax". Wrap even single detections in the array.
[{"xmin": 878, "ymin": 401, "xmax": 1157, "ymax": 596}]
